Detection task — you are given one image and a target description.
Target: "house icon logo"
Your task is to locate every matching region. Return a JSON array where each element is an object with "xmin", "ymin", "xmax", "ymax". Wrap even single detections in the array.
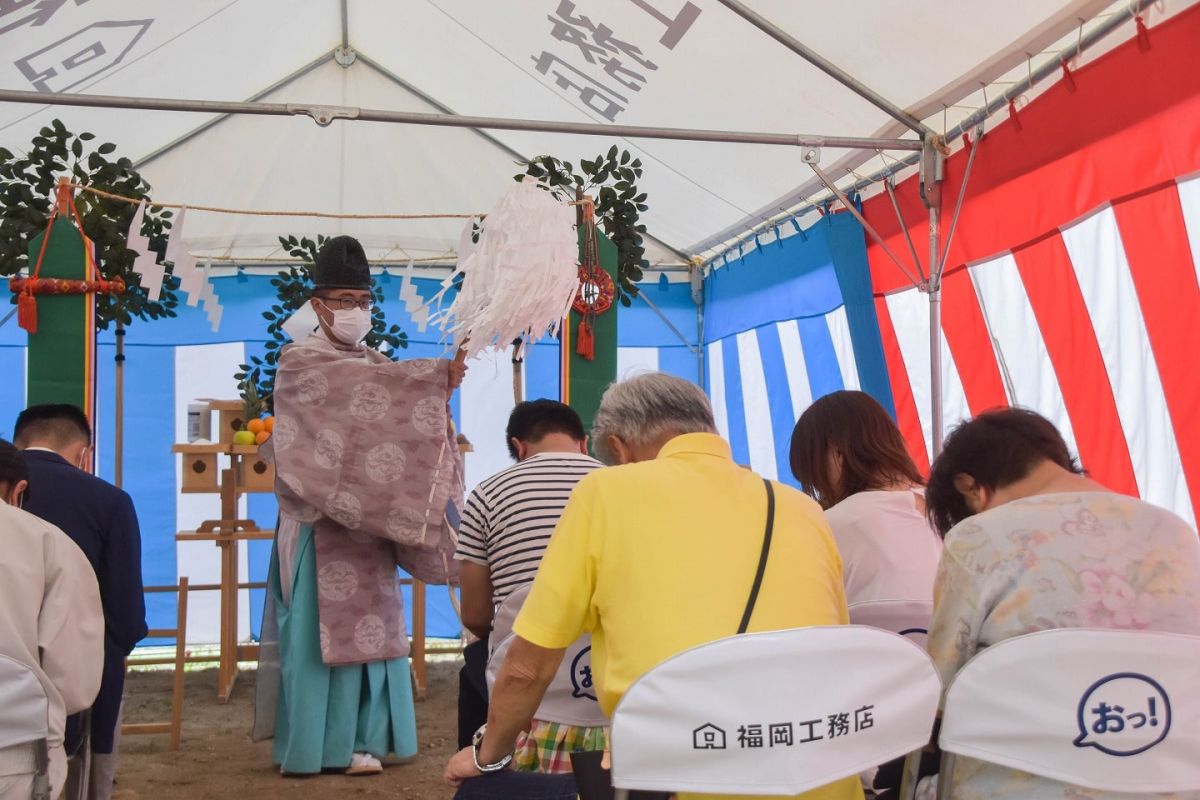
[{"xmin": 693, "ymin": 723, "xmax": 727, "ymax": 750}]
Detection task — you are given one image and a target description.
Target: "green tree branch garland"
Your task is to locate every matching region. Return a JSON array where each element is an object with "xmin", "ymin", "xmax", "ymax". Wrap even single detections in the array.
[
  {"xmin": 516, "ymin": 145, "xmax": 648, "ymax": 305},
  {"xmin": 235, "ymin": 234, "xmax": 408, "ymax": 412},
  {"xmin": 0, "ymin": 118, "xmax": 180, "ymax": 329}
]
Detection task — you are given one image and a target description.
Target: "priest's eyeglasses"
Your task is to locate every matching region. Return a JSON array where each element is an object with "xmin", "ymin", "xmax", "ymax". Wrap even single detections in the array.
[{"xmin": 316, "ymin": 296, "xmax": 373, "ymax": 311}]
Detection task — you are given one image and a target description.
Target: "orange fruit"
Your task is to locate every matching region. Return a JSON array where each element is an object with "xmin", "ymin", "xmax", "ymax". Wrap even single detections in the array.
[
  {"xmin": 264, "ymin": 416, "xmax": 275, "ymax": 432},
  {"xmin": 247, "ymin": 418, "xmax": 265, "ymax": 434},
  {"xmin": 255, "ymin": 430, "xmax": 271, "ymax": 445}
]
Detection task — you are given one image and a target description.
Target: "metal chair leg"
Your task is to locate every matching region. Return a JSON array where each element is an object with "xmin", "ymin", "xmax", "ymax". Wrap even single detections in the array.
[
  {"xmin": 32, "ymin": 739, "xmax": 50, "ymax": 800},
  {"xmin": 898, "ymin": 748, "xmax": 922, "ymax": 800},
  {"xmin": 936, "ymin": 752, "xmax": 956, "ymax": 800}
]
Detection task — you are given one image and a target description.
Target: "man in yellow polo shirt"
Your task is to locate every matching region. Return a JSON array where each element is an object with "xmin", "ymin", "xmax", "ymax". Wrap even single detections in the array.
[{"xmin": 444, "ymin": 373, "xmax": 861, "ymax": 800}]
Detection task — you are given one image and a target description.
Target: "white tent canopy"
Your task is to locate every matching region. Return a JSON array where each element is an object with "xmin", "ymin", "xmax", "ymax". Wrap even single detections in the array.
[{"xmin": 1, "ymin": 0, "xmax": 1181, "ymax": 266}]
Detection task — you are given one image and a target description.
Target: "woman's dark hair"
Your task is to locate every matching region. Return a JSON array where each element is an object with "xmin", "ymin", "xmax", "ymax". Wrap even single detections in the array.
[
  {"xmin": 505, "ymin": 399, "xmax": 586, "ymax": 460},
  {"xmin": 926, "ymin": 407, "xmax": 1081, "ymax": 537},
  {"xmin": 789, "ymin": 390, "xmax": 924, "ymax": 509}
]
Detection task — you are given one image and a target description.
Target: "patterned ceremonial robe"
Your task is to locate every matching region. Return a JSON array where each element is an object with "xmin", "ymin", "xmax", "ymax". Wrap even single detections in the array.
[{"xmin": 267, "ymin": 332, "xmax": 463, "ymax": 666}]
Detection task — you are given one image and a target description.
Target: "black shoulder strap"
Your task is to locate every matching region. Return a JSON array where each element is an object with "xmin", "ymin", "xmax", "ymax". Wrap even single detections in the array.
[{"xmin": 738, "ymin": 478, "xmax": 776, "ymax": 635}]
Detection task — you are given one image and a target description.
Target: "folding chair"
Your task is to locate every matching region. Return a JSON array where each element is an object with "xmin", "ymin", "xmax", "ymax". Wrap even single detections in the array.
[
  {"xmin": 122, "ymin": 577, "xmax": 189, "ymax": 749},
  {"xmin": 487, "ymin": 584, "xmax": 607, "ymax": 729},
  {"xmin": 848, "ymin": 600, "xmax": 934, "ymax": 648},
  {"xmin": 608, "ymin": 626, "xmax": 942, "ymax": 798},
  {"xmin": 928, "ymin": 629, "xmax": 1200, "ymax": 798},
  {"xmin": 0, "ymin": 654, "xmax": 53, "ymax": 800}
]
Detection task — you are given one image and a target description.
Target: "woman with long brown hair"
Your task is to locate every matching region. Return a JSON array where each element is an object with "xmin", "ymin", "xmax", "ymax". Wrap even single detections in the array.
[{"xmin": 789, "ymin": 390, "xmax": 941, "ymax": 613}]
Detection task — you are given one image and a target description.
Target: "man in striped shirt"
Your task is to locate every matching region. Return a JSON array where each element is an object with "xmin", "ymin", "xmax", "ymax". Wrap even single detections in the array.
[{"xmin": 454, "ymin": 400, "xmax": 600, "ymax": 761}]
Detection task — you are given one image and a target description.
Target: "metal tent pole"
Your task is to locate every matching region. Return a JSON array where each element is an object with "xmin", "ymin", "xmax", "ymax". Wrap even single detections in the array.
[
  {"xmin": 715, "ymin": 0, "xmax": 932, "ymax": 138},
  {"xmin": 920, "ymin": 135, "xmax": 945, "ymax": 459},
  {"xmin": 0, "ymin": 88, "xmax": 923, "ymax": 151},
  {"xmin": 928, "ymin": 204, "xmax": 943, "ymax": 458}
]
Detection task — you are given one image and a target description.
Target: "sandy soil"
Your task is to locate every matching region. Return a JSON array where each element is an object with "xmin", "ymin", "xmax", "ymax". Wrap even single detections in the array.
[{"xmin": 116, "ymin": 660, "xmax": 461, "ymax": 800}]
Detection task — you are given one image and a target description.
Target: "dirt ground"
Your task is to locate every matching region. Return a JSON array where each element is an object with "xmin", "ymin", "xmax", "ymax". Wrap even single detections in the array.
[{"xmin": 116, "ymin": 659, "xmax": 461, "ymax": 800}]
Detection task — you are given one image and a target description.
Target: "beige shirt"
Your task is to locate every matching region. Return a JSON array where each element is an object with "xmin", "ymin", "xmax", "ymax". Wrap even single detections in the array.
[{"xmin": 0, "ymin": 502, "xmax": 104, "ymax": 793}]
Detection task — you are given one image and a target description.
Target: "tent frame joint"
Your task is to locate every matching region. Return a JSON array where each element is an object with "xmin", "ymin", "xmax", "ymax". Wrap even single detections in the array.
[{"xmin": 285, "ymin": 103, "xmax": 360, "ymax": 127}]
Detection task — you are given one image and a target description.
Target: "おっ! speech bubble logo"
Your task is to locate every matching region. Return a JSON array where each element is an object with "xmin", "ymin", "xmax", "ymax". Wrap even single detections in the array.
[
  {"xmin": 570, "ymin": 646, "xmax": 597, "ymax": 701},
  {"xmin": 1074, "ymin": 672, "xmax": 1171, "ymax": 756}
]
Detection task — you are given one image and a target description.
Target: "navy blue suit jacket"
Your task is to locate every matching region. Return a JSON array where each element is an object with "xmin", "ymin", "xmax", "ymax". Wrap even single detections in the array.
[{"xmin": 22, "ymin": 449, "xmax": 148, "ymax": 752}]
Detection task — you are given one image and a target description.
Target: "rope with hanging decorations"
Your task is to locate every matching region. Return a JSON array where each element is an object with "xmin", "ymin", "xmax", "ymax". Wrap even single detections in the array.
[{"xmin": 572, "ymin": 199, "xmax": 616, "ymax": 361}]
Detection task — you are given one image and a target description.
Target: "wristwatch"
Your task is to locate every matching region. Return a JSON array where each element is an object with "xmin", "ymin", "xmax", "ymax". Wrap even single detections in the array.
[{"xmin": 471, "ymin": 724, "xmax": 513, "ymax": 773}]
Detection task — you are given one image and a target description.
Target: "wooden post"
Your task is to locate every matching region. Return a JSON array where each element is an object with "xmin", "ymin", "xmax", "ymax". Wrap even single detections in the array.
[
  {"xmin": 412, "ymin": 579, "xmax": 426, "ymax": 699},
  {"xmin": 511, "ymin": 338, "xmax": 524, "ymax": 404},
  {"xmin": 114, "ymin": 321, "xmax": 125, "ymax": 487},
  {"xmin": 170, "ymin": 576, "xmax": 189, "ymax": 749},
  {"xmin": 217, "ymin": 464, "xmax": 239, "ymax": 702}
]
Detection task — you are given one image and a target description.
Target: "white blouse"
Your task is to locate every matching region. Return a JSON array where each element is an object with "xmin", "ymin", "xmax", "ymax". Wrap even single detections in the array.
[{"xmin": 823, "ymin": 489, "xmax": 943, "ymax": 606}]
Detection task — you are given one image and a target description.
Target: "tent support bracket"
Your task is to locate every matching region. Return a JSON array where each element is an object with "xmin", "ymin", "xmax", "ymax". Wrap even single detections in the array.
[
  {"xmin": 936, "ymin": 126, "xmax": 983, "ymax": 281},
  {"xmin": 636, "ymin": 289, "xmax": 700, "ymax": 354},
  {"xmin": 134, "ymin": 52, "xmax": 332, "ymax": 168},
  {"xmin": 808, "ymin": 162, "xmax": 922, "ymax": 290},
  {"xmin": 884, "ymin": 176, "xmax": 926, "ymax": 283}
]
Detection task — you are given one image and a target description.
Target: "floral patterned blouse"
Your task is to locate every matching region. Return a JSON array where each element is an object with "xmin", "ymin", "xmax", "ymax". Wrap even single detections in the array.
[{"xmin": 928, "ymin": 492, "xmax": 1200, "ymax": 800}]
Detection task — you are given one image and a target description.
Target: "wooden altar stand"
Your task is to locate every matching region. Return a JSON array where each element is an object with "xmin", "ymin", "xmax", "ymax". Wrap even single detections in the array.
[{"xmin": 172, "ymin": 442, "xmax": 274, "ymax": 702}]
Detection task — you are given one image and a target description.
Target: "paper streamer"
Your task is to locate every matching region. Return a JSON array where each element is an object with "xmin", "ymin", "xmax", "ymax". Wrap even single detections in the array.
[
  {"xmin": 399, "ymin": 259, "xmax": 430, "ymax": 333},
  {"xmin": 164, "ymin": 207, "xmax": 203, "ymax": 306},
  {"xmin": 197, "ymin": 258, "xmax": 224, "ymax": 332},
  {"xmin": 438, "ymin": 179, "xmax": 578, "ymax": 359},
  {"xmin": 125, "ymin": 201, "xmax": 167, "ymax": 301}
]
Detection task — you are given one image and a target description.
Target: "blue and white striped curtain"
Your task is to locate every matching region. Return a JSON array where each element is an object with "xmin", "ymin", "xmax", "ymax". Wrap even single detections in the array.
[{"xmin": 703, "ymin": 212, "xmax": 894, "ymax": 489}]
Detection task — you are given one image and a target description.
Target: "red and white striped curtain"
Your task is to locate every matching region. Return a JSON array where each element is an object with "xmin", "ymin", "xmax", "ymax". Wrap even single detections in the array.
[{"xmin": 863, "ymin": 7, "xmax": 1200, "ymax": 530}]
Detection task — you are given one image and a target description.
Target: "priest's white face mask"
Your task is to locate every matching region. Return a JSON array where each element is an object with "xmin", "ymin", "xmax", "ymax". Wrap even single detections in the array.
[{"xmin": 312, "ymin": 292, "xmax": 373, "ymax": 344}]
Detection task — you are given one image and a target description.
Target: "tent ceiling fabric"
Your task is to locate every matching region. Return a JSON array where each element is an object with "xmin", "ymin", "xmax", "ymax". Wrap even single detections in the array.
[{"xmin": 0, "ymin": 0, "xmax": 1182, "ymax": 264}]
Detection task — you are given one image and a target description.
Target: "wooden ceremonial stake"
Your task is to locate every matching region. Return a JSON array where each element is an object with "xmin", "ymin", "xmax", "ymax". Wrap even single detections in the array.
[
  {"xmin": 217, "ymin": 466, "xmax": 240, "ymax": 702},
  {"xmin": 412, "ymin": 579, "xmax": 427, "ymax": 700}
]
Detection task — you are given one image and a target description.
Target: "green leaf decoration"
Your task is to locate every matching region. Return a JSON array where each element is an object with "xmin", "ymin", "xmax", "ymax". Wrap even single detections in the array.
[{"xmin": 0, "ymin": 118, "xmax": 180, "ymax": 330}]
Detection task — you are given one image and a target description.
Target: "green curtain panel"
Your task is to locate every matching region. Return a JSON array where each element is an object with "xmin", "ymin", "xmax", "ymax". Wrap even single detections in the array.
[{"xmin": 25, "ymin": 222, "xmax": 96, "ymax": 414}]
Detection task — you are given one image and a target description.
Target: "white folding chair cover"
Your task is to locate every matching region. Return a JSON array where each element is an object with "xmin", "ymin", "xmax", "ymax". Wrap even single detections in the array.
[
  {"xmin": 0, "ymin": 654, "xmax": 50, "ymax": 750},
  {"xmin": 939, "ymin": 629, "xmax": 1200, "ymax": 793},
  {"xmin": 847, "ymin": 599, "xmax": 934, "ymax": 648},
  {"xmin": 610, "ymin": 626, "xmax": 941, "ymax": 796},
  {"xmin": 487, "ymin": 585, "xmax": 607, "ymax": 728}
]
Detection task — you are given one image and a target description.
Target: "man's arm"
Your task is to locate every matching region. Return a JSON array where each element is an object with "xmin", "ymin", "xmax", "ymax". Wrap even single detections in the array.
[
  {"xmin": 40, "ymin": 530, "xmax": 105, "ymax": 714},
  {"xmin": 444, "ymin": 636, "xmax": 566, "ymax": 785},
  {"xmin": 444, "ymin": 478, "xmax": 601, "ymax": 786},
  {"xmin": 479, "ymin": 637, "xmax": 565, "ymax": 759},
  {"xmin": 459, "ymin": 561, "xmax": 495, "ymax": 640},
  {"xmin": 101, "ymin": 491, "xmax": 149, "ymax": 654}
]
